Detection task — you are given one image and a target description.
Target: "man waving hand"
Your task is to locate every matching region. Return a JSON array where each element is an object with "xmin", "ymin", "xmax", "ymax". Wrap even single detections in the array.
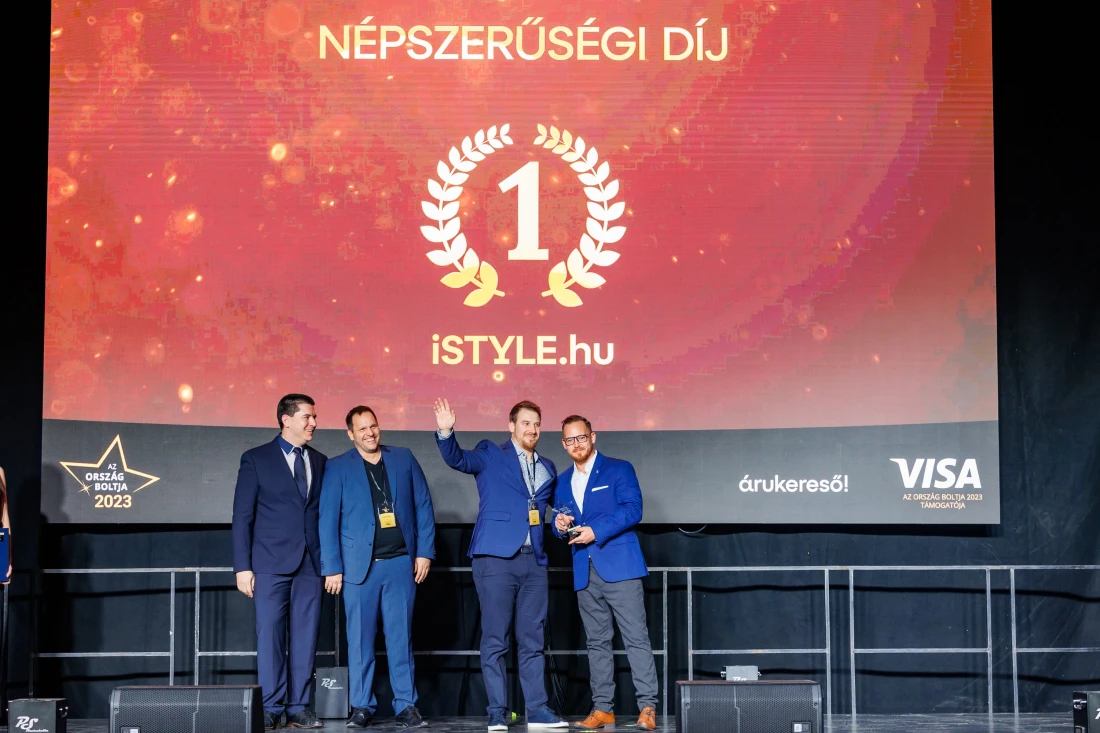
[{"xmin": 434, "ymin": 398, "xmax": 567, "ymax": 731}]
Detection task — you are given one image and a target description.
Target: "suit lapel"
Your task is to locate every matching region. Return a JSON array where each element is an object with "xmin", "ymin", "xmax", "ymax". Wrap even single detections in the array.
[
  {"xmin": 346, "ymin": 449, "xmax": 369, "ymax": 511},
  {"xmin": 559, "ymin": 465, "xmax": 578, "ymax": 517},
  {"xmin": 540, "ymin": 456, "xmax": 557, "ymax": 487},
  {"xmin": 500, "ymin": 441, "xmax": 532, "ymax": 499},
  {"xmin": 381, "ymin": 446, "xmax": 399, "ymax": 506},
  {"xmin": 580, "ymin": 451, "xmax": 605, "ymax": 520},
  {"xmin": 305, "ymin": 446, "xmax": 322, "ymax": 504},
  {"xmin": 269, "ymin": 439, "xmax": 303, "ymax": 502}
]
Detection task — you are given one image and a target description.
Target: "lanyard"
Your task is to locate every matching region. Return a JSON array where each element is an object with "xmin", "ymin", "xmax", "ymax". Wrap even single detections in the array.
[
  {"xmin": 520, "ymin": 452, "xmax": 539, "ymax": 499},
  {"xmin": 366, "ymin": 461, "xmax": 392, "ymax": 511}
]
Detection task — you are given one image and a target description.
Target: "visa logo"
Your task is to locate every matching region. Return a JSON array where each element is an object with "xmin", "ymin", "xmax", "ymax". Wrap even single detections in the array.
[{"xmin": 889, "ymin": 458, "xmax": 981, "ymax": 489}]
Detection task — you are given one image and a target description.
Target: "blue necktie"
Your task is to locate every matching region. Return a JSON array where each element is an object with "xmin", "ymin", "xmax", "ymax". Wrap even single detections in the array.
[{"xmin": 292, "ymin": 447, "xmax": 308, "ymax": 500}]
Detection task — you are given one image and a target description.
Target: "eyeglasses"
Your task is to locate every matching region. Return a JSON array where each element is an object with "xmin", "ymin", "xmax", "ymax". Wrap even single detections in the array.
[{"xmin": 562, "ymin": 433, "xmax": 591, "ymax": 446}]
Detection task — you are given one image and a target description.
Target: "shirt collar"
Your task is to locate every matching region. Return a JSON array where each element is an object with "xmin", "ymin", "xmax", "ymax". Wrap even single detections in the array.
[
  {"xmin": 277, "ymin": 435, "xmax": 305, "ymax": 455},
  {"xmin": 576, "ymin": 449, "xmax": 598, "ymax": 475},
  {"xmin": 511, "ymin": 438, "xmax": 539, "ymax": 463}
]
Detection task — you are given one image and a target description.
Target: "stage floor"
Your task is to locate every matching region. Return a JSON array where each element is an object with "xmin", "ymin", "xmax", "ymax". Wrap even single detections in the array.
[{"xmin": 3, "ymin": 714, "xmax": 1075, "ymax": 732}]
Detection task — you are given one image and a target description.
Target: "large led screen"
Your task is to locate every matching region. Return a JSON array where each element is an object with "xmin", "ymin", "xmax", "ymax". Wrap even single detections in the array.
[{"xmin": 44, "ymin": 0, "xmax": 997, "ymax": 523}]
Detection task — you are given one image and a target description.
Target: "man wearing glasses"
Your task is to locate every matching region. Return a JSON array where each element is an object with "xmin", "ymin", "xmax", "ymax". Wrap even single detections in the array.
[{"xmin": 552, "ymin": 416, "xmax": 658, "ymax": 731}]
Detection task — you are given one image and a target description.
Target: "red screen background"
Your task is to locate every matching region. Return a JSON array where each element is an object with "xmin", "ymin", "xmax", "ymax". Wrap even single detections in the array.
[{"xmin": 45, "ymin": 0, "xmax": 995, "ymax": 432}]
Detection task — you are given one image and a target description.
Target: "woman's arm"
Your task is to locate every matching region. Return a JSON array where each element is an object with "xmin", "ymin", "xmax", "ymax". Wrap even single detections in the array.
[
  {"xmin": 1, "ymin": 465, "xmax": 8, "ymax": 528},
  {"xmin": 1, "ymin": 466, "xmax": 10, "ymax": 584}
]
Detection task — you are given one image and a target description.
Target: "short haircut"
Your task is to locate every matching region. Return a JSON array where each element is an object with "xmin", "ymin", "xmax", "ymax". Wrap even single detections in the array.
[
  {"xmin": 345, "ymin": 405, "xmax": 377, "ymax": 430},
  {"xmin": 277, "ymin": 394, "xmax": 315, "ymax": 428},
  {"xmin": 509, "ymin": 400, "xmax": 542, "ymax": 423},
  {"xmin": 561, "ymin": 415, "xmax": 592, "ymax": 433}
]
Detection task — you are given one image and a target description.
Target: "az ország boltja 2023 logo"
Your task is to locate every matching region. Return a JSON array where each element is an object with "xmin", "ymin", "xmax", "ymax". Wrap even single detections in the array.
[{"xmin": 59, "ymin": 435, "xmax": 160, "ymax": 510}]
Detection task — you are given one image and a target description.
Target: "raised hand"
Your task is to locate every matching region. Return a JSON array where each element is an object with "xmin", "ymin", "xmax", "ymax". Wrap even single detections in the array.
[{"xmin": 434, "ymin": 398, "xmax": 457, "ymax": 434}]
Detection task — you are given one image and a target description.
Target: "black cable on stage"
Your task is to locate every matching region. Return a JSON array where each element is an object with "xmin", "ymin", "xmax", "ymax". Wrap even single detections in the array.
[
  {"xmin": 544, "ymin": 611, "xmax": 569, "ymax": 716},
  {"xmin": 458, "ymin": 558, "xmax": 478, "ymax": 717}
]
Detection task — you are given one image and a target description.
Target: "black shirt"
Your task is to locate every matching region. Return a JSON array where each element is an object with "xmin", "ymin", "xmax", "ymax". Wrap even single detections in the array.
[{"xmin": 363, "ymin": 458, "xmax": 408, "ymax": 560}]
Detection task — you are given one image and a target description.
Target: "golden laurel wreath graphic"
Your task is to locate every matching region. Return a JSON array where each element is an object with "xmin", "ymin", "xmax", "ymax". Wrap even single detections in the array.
[
  {"xmin": 421, "ymin": 124, "xmax": 513, "ymax": 307},
  {"xmin": 421, "ymin": 123, "xmax": 625, "ymax": 307},
  {"xmin": 534, "ymin": 124, "xmax": 625, "ymax": 307}
]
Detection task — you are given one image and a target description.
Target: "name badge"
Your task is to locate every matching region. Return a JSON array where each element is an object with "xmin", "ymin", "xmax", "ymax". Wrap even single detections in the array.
[
  {"xmin": 379, "ymin": 511, "xmax": 396, "ymax": 529},
  {"xmin": 529, "ymin": 509, "xmax": 541, "ymax": 526}
]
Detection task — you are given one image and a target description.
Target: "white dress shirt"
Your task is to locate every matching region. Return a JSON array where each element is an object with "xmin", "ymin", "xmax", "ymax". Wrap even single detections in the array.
[
  {"xmin": 571, "ymin": 450, "xmax": 598, "ymax": 515},
  {"xmin": 513, "ymin": 439, "xmax": 550, "ymax": 547},
  {"xmin": 279, "ymin": 440, "xmax": 312, "ymax": 497}
]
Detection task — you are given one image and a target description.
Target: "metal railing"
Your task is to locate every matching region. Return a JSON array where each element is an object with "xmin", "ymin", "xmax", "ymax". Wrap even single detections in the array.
[
  {"xmin": 846, "ymin": 566, "xmax": 994, "ymax": 724},
  {"xmin": 684, "ymin": 567, "xmax": 832, "ymax": 729},
  {"xmin": 23, "ymin": 564, "xmax": 1100, "ymax": 721},
  {"xmin": 192, "ymin": 567, "xmax": 671, "ymax": 715},
  {"xmin": 677, "ymin": 565, "xmax": 1099, "ymax": 723},
  {"xmin": 30, "ymin": 568, "xmax": 179, "ymax": 682},
  {"xmin": 27, "ymin": 566, "xmax": 671, "ymax": 716},
  {"xmin": 1009, "ymin": 566, "xmax": 1100, "ymax": 715}
]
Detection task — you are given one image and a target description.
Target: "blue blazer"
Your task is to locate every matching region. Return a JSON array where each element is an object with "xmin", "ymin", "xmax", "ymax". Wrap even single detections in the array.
[
  {"xmin": 232, "ymin": 438, "xmax": 327, "ymax": 575},
  {"xmin": 552, "ymin": 452, "xmax": 648, "ymax": 591},
  {"xmin": 436, "ymin": 432, "xmax": 557, "ymax": 565},
  {"xmin": 318, "ymin": 446, "xmax": 436, "ymax": 585}
]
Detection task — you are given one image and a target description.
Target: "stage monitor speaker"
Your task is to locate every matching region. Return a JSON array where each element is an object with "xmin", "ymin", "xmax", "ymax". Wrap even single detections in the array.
[
  {"xmin": 677, "ymin": 680, "xmax": 822, "ymax": 733},
  {"xmin": 1074, "ymin": 690, "xmax": 1100, "ymax": 733},
  {"xmin": 314, "ymin": 666, "xmax": 350, "ymax": 719},
  {"xmin": 8, "ymin": 698, "xmax": 68, "ymax": 733},
  {"xmin": 109, "ymin": 685, "xmax": 262, "ymax": 733}
]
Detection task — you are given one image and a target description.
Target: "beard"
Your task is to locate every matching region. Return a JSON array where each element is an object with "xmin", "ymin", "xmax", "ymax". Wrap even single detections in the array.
[{"xmin": 569, "ymin": 445, "xmax": 593, "ymax": 464}]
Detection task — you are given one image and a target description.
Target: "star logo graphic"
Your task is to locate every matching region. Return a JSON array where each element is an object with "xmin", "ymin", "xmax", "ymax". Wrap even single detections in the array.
[{"xmin": 59, "ymin": 435, "xmax": 160, "ymax": 494}]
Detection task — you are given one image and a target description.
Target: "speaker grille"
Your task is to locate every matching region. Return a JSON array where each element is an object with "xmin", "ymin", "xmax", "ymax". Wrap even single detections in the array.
[
  {"xmin": 110, "ymin": 686, "xmax": 261, "ymax": 733},
  {"xmin": 678, "ymin": 680, "xmax": 822, "ymax": 733}
]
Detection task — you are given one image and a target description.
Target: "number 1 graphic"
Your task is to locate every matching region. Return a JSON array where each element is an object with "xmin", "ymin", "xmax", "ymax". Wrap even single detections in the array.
[{"xmin": 498, "ymin": 161, "xmax": 548, "ymax": 260}]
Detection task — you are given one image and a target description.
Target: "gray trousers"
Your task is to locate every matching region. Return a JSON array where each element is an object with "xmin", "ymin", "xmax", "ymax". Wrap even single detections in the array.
[{"xmin": 577, "ymin": 563, "xmax": 659, "ymax": 713}]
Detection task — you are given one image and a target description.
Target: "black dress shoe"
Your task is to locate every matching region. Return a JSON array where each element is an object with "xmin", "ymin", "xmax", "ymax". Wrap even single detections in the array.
[
  {"xmin": 396, "ymin": 705, "xmax": 427, "ymax": 728},
  {"xmin": 286, "ymin": 710, "xmax": 324, "ymax": 728},
  {"xmin": 263, "ymin": 711, "xmax": 281, "ymax": 730},
  {"xmin": 346, "ymin": 708, "xmax": 373, "ymax": 728}
]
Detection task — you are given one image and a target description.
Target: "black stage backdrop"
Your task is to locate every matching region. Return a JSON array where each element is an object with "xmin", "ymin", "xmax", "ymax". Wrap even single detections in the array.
[{"xmin": 4, "ymin": 4, "xmax": 1098, "ymax": 722}]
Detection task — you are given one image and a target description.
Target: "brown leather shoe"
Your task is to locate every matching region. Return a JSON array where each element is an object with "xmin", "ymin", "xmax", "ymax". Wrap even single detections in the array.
[
  {"xmin": 577, "ymin": 709, "xmax": 615, "ymax": 729},
  {"xmin": 636, "ymin": 706, "xmax": 657, "ymax": 730}
]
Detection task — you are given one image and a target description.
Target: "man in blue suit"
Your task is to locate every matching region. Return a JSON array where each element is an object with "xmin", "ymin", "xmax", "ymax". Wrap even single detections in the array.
[
  {"xmin": 232, "ymin": 394, "xmax": 327, "ymax": 729},
  {"xmin": 552, "ymin": 415, "xmax": 658, "ymax": 731},
  {"xmin": 433, "ymin": 398, "xmax": 567, "ymax": 730},
  {"xmin": 319, "ymin": 406, "xmax": 435, "ymax": 729}
]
